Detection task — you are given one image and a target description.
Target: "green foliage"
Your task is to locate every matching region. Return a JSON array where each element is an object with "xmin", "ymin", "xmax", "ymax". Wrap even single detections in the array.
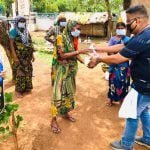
[
  {"xmin": 0, "ymin": 92, "xmax": 23, "ymax": 138},
  {"xmin": 5, "ymin": 92, "xmax": 13, "ymax": 103},
  {"xmin": 0, "ymin": 0, "xmax": 14, "ymax": 16},
  {"xmin": 16, "ymin": 115, "xmax": 23, "ymax": 128},
  {"xmin": 32, "ymin": 0, "xmax": 123, "ymax": 13}
]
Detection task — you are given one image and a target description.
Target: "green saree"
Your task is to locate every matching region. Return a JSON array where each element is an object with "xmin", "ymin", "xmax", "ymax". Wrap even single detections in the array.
[{"xmin": 51, "ymin": 22, "xmax": 78, "ymax": 117}]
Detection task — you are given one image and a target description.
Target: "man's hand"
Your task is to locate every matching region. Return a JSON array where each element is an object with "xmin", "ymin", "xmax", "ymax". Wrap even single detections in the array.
[{"xmin": 88, "ymin": 54, "xmax": 100, "ymax": 68}]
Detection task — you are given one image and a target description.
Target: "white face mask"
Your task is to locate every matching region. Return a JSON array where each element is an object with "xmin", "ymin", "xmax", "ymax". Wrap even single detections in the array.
[
  {"xmin": 116, "ymin": 29, "xmax": 126, "ymax": 36},
  {"xmin": 60, "ymin": 22, "xmax": 67, "ymax": 27},
  {"xmin": 18, "ymin": 22, "xmax": 26, "ymax": 28},
  {"xmin": 71, "ymin": 29, "xmax": 81, "ymax": 37}
]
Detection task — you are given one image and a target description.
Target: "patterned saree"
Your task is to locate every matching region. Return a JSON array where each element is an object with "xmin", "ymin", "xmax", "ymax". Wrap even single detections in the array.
[{"xmin": 51, "ymin": 22, "xmax": 78, "ymax": 117}]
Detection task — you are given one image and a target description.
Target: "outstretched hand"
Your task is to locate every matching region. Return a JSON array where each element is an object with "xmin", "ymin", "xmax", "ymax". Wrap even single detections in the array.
[
  {"xmin": 78, "ymin": 49, "xmax": 92, "ymax": 54},
  {"xmin": 88, "ymin": 54, "xmax": 100, "ymax": 68}
]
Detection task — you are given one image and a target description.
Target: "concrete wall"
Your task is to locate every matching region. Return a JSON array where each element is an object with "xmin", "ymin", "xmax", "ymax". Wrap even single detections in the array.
[
  {"xmin": 36, "ymin": 17, "xmax": 55, "ymax": 31},
  {"xmin": 34, "ymin": 13, "xmax": 58, "ymax": 31}
]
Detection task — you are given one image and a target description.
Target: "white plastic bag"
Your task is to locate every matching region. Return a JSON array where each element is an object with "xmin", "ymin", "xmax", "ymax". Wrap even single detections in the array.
[{"xmin": 119, "ymin": 88, "xmax": 138, "ymax": 119}]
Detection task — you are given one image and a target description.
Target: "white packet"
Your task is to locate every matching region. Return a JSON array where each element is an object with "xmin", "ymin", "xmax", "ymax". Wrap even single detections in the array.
[{"xmin": 84, "ymin": 56, "xmax": 91, "ymax": 66}]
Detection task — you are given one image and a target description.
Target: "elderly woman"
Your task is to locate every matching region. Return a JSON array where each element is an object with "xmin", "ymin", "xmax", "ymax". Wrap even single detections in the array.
[
  {"xmin": 51, "ymin": 21, "xmax": 86, "ymax": 133},
  {"xmin": 9, "ymin": 16, "xmax": 35, "ymax": 97}
]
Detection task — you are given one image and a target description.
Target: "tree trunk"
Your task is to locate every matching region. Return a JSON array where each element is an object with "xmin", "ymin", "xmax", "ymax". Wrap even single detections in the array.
[
  {"xmin": 15, "ymin": 0, "xmax": 19, "ymax": 16},
  {"xmin": 105, "ymin": 0, "xmax": 113, "ymax": 38},
  {"xmin": 123, "ymin": 0, "xmax": 131, "ymax": 10}
]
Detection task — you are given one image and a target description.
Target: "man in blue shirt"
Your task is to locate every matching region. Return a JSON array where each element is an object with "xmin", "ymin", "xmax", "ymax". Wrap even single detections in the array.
[{"xmin": 88, "ymin": 5, "xmax": 150, "ymax": 150}]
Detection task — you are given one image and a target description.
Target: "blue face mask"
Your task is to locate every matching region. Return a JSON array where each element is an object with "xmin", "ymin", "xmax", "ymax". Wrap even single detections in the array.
[
  {"xmin": 71, "ymin": 29, "xmax": 81, "ymax": 37},
  {"xmin": 60, "ymin": 22, "xmax": 67, "ymax": 27},
  {"xmin": 116, "ymin": 29, "xmax": 126, "ymax": 36},
  {"xmin": 18, "ymin": 22, "xmax": 26, "ymax": 29}
]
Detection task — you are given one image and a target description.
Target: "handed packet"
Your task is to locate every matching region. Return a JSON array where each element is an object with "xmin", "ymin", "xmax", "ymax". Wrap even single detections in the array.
[
  {"xmin": 89, "ymin": 43, "xmax": 98, "ymax": 55},
  {"xmin": 84, "ymin": 56, "xmax": 91, "ymax": 66}
]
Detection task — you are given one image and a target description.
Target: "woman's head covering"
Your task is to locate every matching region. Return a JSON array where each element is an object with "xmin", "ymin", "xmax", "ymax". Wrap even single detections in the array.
[
  {"xmin": 64, "ymin": 21, "xmax": 78, "ymax": 39},
  {"xmin": 56, "ymin": 14, "xmax": 66, "ymax": 26},
  {"xmin": 14, "ymin": 16, "xmax": 26, "ymax": 28},
  {"xmin": 14, "ymin": 16, "xmax": 29, "ymax": 46},
  {"xmin": 62, "ymin": 21, "xmax": 78, "ymax": 52}
]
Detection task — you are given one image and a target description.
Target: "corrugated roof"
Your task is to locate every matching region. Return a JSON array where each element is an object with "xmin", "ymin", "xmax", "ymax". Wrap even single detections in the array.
[{"xmin": 58, "ymin": 12, "xmax": 109, "ymax": 24}]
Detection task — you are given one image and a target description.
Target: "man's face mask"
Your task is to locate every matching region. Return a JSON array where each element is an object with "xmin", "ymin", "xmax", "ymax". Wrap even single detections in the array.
[
  {"xmin": 60, "ymin": 21, "xmax": 67, "ymax": 27},
  {"xmin": 18, "ymin": 22, "xmax": 26, "ymax": 29},
  {"xmin": 116, "ymin": 29, "xmax": 126, "ymax": 36},
  {"xmin": 126, "ymin": 18, "xmax": 137, "ymax": 33}
]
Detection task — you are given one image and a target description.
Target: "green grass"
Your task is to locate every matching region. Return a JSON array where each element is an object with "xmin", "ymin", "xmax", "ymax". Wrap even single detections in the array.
[
  {"xmin": 32, "ymin": 33, "xmax": 52, "ymax": 54},
  {"xmin": 32, "ymin": 32, "xmax": 53, "ymax": 65},
  {"xmin": 36, "ymin": 51, "xmax": 53, "ymax": 66}
]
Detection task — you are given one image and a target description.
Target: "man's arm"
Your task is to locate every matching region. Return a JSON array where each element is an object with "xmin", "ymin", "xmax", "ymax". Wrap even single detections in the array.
[
  {"xmin": 99, "ymin": 53, "xmax": 129, "ymax": 64},
  {"xmin": 88, "ymin": 53, "xmax": 130, "ymax": 68},
  {"xmin": 95, "ymin": 44, "xmax": 125, "ymax": 53}
]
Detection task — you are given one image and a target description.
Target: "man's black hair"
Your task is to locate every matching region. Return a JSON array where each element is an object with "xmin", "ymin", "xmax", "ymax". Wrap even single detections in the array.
[{"xmin": 126, "ymin": 5, "xmax": 149, "ymax": 18}]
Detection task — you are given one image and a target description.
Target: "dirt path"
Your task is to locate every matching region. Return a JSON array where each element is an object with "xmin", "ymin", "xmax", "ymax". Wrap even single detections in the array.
[{"xmin": 0, "ymin": 40, "xmax": 147, "ymax": 150}]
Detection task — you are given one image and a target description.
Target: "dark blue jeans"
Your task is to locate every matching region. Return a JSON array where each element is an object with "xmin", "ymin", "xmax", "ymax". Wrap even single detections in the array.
[{"xmin": 121, "ymin": 93, "xmax": 150, "ymax": 149}]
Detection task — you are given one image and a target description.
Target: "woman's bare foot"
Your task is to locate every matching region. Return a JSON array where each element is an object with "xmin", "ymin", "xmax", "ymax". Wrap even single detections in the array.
[
  {"xmin": 106, "ymin": 100, "xmax": 113, "ymax": 106},
  {"xmin": 64, "ymin": 113, "xmax": 76, "ymax": 122},
  {"xmin": 24, "ymin": 89, "xmax": 32, "ymax": 95},
  {"xmin": 51, "ymin": 118, "xmax": 61, "ymax": 134},
  {"xmin": 15, "ymin": 91, "xmax": 24, "ymax": 98}
]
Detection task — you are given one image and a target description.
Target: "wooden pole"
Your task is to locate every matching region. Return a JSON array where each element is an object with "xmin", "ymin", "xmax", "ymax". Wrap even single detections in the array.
[{"xmin": 105, "ymin": 0, "xmax": 113, "ymax": 38}]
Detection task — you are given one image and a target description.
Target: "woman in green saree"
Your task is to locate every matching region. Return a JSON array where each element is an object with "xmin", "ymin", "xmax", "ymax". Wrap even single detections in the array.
[{"xmin": 51, "ymin": 21, "xmax": 87, "ymax": 133}]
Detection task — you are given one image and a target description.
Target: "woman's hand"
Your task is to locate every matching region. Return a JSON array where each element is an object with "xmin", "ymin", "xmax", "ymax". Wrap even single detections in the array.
[
  {"xmin": 78, "ymin": 49, "xmax": 92, "ymax": 54},
  {"xmin": 0, "ymin": 70, "xmax": 6, "ymax": 78},
  {"xmin": 77, "ymin": 55, "xmax": 84, "ymax": 64},
  {"xmin": 32, "ymin": 55, "xmax": 35, "ymax": 62},
  {"xmin": 14, "ymin": 57, "xmax": 19, "ymax": 66}
]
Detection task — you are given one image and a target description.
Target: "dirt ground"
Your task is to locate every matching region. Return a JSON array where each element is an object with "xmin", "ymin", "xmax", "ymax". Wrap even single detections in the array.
[{"xmin": 0, "ymin": 32, "xmax": 147, "ymax": 150}]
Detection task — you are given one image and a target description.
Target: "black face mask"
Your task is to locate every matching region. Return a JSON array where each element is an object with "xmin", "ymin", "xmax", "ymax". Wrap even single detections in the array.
[{"xmin": 127, "ymin": 19, "xmax": 137, "ymax": 33}]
